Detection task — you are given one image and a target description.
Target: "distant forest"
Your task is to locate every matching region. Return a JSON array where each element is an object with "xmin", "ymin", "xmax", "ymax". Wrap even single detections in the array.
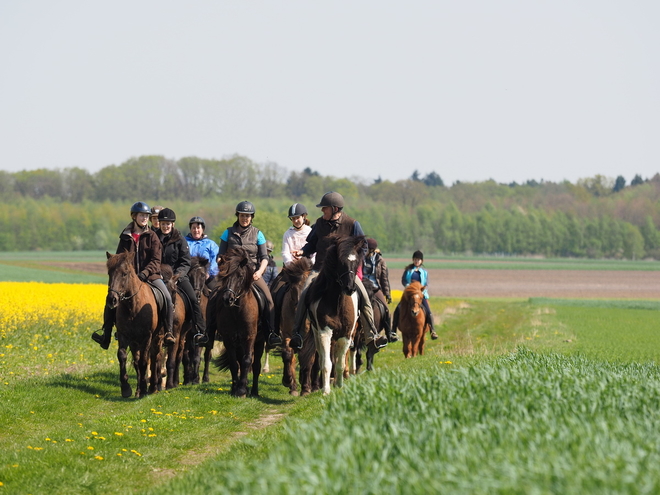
[{"xmin": 1, "ymin": 154, "xmax": 660, "ymax": 260}]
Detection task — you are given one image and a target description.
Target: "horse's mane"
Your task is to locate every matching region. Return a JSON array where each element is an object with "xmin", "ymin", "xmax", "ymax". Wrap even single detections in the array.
[
  {"xmin": 403, "ymin": 281, "xmax": 423, "ymax": 298},
  {"xmin": 106, "ymin": 250, "xmax": 133, "ymax": 272},
  {"xmin": 310, "ymin": 234, "xmax": 365, "ymax": 301},
  {"xmin": 282, "ymin": 257, "xmax": 312, "ymax": 285},
  {"xmin": 215, "ymin": 247, "xmax": 255, "ymax": 292}
]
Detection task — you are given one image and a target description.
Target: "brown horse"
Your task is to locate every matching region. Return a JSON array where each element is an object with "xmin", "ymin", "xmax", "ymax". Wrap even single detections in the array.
[
  {"xmin": 352, "ymin": 278, "xmax": 387, "ymax": 373},
  {"xmin": 210, "ymin": 247, "xmax": 265, "ymax": 398},
  {"xmin": 306, "ymin": 234, "xmax": 364, "ymax": 395},
  {"xmin": 105, "ymin": 251, "xmax": 163, "ymax": 398},
  {"xmin": 272, "ymin": 257, "xmax": 313, "ymax": 396},
  {"xmin": 397, "ymin": 281, "xmax": 428, "ymax": 358},
  {"xmin": 180, "ymin": 257, "xmax": 210, "ymax": 385}
]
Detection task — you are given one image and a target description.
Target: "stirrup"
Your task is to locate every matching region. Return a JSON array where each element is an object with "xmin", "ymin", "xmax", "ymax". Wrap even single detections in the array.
[
  {"xmin": 289, "ymin": 333, "xmax": 303, "ymax": 350},
  {"xmin": 388, "ymin": 332, "xmax": 398, "ymax": 343},
  {"xmin": 91, "ymin": 329, "xmax": 110, "ymax": 350},
  {"xmin": 430, "ymin": 330, "xmax": 438, "ymax": 340},
  {"xmin": 193, "ymin": 332, "xmax": 208, "ymax": 345},
  {"xmin": 268, "ymin": 333, "xmax": 283, "ymax": 347},
  {"xmin": 373, "ymin": 335, "xmax": 388, "ymax": 349},
  {"xmin": 164, "ymin": 332, "xmax": 176, "ymax": 345}
]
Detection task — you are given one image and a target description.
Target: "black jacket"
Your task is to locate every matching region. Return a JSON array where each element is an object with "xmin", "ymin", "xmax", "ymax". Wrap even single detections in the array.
[{"xmin": 159, "ymin": 228, "xmax": 191, "ymax": 279}]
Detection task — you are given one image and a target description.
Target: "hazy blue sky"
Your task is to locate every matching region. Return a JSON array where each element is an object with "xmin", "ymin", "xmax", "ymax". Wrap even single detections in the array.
[{"xmin": 1, "ymin": 1, "xmax": 658, "ymax": 185}]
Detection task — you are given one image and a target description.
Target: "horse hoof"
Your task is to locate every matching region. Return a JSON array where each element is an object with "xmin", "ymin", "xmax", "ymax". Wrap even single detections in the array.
[
  {"xmin": 121, "ymin": 384, "xmax": 132, "ymax": 398},
  {"xmin": 290, "ymin": 390, "xmax": 299, "ymax": 397}
]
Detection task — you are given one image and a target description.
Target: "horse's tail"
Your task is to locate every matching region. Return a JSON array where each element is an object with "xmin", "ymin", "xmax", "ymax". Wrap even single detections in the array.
[{"xmin": 212, "ymin": 348, "xmax": 232, "ymax": 372}]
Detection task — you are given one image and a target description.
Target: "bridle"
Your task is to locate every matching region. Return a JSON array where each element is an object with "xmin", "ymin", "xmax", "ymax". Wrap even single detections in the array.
[{"xmin": 221, "ymin": 286, "xmax": 244, "ymax": 307}]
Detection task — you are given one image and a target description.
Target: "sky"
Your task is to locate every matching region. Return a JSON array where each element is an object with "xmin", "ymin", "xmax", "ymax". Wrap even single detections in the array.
[{"xmin": 1, "ymin": 1, "xmax": 659, "ymax": 186}]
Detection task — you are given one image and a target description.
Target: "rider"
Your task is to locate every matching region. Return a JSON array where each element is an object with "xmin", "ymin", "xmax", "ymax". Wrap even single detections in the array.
[
  {"xmin": 185, "ymin": 216, "xmax": 219, "ymax": 286},
  {"xmin": 91, "ymin": 201, "xmax": 174, "ymax": 349},
  {"xmin": 393, "ymin": 250, "xmax": 438, "ymax": 340},
  {"xmin": 217, "ymin": 201, "xmax": 282, "ymax": 347},
  {"xmin": 157, "ymin": 208, "xmax": 208, "ymax": 346},
  {"xmin": 262, "ymin": 240, "xmax": 279, "ymax": 287},
  {"xmin": 282, "ymin": 203, "xmax": 315, "ymax": 267},
  {"xmin": 149, "ymin": 205, "xmax": 164, "ymax": 232},
  {"xmin": 362, "ymin": 238, "xmax": 397, "ymax": 342},
  {"xmin": 289, "ymin": 191, "xmax": 389, "ymax": 350}
]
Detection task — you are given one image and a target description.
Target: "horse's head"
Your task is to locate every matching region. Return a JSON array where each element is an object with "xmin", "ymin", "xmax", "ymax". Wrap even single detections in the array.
[
  {"xmin": 189, "ymin": 256, "xmax": 209, "ymax": 296},
  {"xmin": 216, "ymin": 248, "xmax": 254, "ymax": 307},
  {"xmin": 404, "ymin": 281, "xmax": 425, "ymax": 317},
  {"xmin": 106, "ymin": 250, "xmax": 138, "ymax": 309},
  {"xmin": 322, "ymin": 234, "xmax": 365, "ymax": 296}
]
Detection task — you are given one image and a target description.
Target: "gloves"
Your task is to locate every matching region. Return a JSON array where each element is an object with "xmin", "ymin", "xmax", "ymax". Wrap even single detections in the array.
[{"xmin": 138, "ymin": 272, "xmax": 148, "ymax": 282}]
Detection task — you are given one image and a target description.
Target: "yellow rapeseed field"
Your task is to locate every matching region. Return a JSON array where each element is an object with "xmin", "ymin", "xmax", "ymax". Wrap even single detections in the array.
[{"xmin": 0, "ymin": 282, "xmax": 110, "ymax": 380}]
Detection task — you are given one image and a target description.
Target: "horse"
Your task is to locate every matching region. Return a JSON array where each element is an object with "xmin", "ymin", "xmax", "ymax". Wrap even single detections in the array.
[
  {"xmin": 210, "ymin": 247, "xmax": 265, "ymax": 398},
  {"xmin": 352, "ymin": 278, "xmax": 388, "ymax": 373},
  {"xmin": 180, "ymin": 257, "xmax": 211, "ymax": 385},
  {"xmin": 105, "ymin": 251, "xmax": 163, "ymax": 398},
  {"xmin": 305, "ymin": 234, "xmax": 364, "ymax": 395},
  {"xmin": 396, "ymin": 281, "xmax": 428, "ymax": 358},
  {"xmin": 272, "ymin": 257, "xmax": 313, "ymax": 395}
]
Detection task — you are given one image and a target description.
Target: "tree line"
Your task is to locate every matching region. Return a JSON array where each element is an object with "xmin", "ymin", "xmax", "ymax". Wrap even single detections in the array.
[{"xmin": 1, "ymin": 155, "xmax": 659, "ymax": 259}]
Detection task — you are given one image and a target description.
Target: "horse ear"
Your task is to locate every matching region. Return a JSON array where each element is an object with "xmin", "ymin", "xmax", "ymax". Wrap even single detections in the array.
[{"xmin": 106, "ymin": 251, "xmax": 112, "ymax": 259}]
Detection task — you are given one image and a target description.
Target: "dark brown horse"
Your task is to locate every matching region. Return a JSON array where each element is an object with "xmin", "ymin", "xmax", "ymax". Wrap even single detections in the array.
[
  {"xmin": 397, "ymin": 281, "xmax": 428, "ymax": 358},
  {"xmin": 306, "ymin": 234, "xmax": 364, "ymax": 395},
  {"xmin": 352, "ymin": 278, "xmax": 387, "ymax": 373},
  {"xmin": 272, "ymin": 257, "xmax": 313, "ymax": 396},
  {"xmin": 210, "ymin": 247, "xmax": 265, "ymax": 397},
  {"xmin": 105, "ymin": 251, "xmax": 163, "ymax": 398},
  {"xmin": 180, "ymin": 257, "xmax": 210, "ymax": 385}
]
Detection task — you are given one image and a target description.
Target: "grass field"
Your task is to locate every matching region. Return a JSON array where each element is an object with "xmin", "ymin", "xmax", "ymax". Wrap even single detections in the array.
[{"xmin": 2, "ymin": 254, "xmax": 660, "ymax": 493}]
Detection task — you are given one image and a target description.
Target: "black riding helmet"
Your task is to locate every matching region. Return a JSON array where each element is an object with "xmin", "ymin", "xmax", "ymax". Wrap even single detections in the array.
[
  {"xmin": 158, "ymin": 208, "xmax": 176, "ymax": 222},
  {"xmin": 236, "ymin": 201, "xmax": 256, "ymax": 216},
  {"xmin": 189, "ymin": 216, "xmax": 206, "ymax": 229},
  {"xmin": 316, "ymin": 191, "xmax": 344, "ymax": 209},
  {"xmin": 130, "ymin": 201, "xmax": 151, "ymax": 215},
  {"xmin": 413, "ymin": 250, "xmax": 424, "ymax": 261},
  {"xmin": 288, "ymin": 203, "xmax": 308, "ymax": 218}
]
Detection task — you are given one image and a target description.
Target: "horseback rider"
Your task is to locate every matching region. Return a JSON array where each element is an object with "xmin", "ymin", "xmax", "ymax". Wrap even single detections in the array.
[
  {"xmin": 282, "ymin": 203, "xmax": 315, "ymax": 267},
  {"xmin": 363, "ymin": 238, "xmax": 397, "ymax": 342},
  {"xmin": 289, "ymin": 191, "xmax": 389, "ymax": 350},
  {"xmin": 91, "ymin": 201, "xmax": 174, "ymax": 349},
  {"xmin": 217, "ymin": 201, "xmax": 282, "ymax": 347},
  {"xmin": 157, "ymin": 208, "xmax": 208, "ymax": 346},
  {"xmin": 185, "ymin": 216, "xmax": 219, "ymax": 286},
  {"xmin": 149, "ymin": 205, "xmax": 164, "ymax": 232},
  {"xmin": 393, "ymin": 250, "xmax": 438, "ymax": 340},
  {"xmin": 263, "ymin": 240, "xmax": 279, "ymax": 287}
]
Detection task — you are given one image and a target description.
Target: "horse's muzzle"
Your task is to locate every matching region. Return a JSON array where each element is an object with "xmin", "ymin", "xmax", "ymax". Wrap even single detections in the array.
[{"xmin": 106, "ymin": 293, "xmax": 119, "ymax": 310}]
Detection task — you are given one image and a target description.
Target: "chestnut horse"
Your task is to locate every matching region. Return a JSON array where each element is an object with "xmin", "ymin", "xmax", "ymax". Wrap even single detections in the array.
[
  {"xmin": 397, "ymin": 281, "xmax": 428, "ymax": 358},
  {"xmin": 306, "ymin": 234, "xmax": 364, "ymax": 395},
  {"xmin": 210, "ymin": 247, "xmax": 265, "ymax": 398},
  {"xmin": 273, "ymin": 257, "xmax": 313, "ymax": 396},
  {"xmin": 105, "ymin": 251, "xmax": 163, "ymax": 398}
]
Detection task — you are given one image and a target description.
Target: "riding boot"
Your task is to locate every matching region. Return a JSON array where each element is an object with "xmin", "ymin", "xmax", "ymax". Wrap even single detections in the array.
[
  {"xmin": 272, "ymin": 281, "xmax": 287, "ymax": 342},
  {"xmin": 392, "ymin": 304, "xmax": 400, "ymax": 336},
  {"xmin": 383, "ymin": 305, "xmax": 398, "ymax": 343},
  {"xmin": 426, "ymin": 306, "xmax": 438, "ymax": 340},
  {"xmin": 91, "ymin": 306, "xmax": 115, "ymax": 350},
  {"xmin": 154, "ymin": 278, "xmax": 175, "ymax": 345},
  {"xmin": 262, "ymin": 302, "xmax": 282, "ymax": 347},
  {"xmin": 181, "ymin": 278, "xmax": 208, "ymax": 345}
]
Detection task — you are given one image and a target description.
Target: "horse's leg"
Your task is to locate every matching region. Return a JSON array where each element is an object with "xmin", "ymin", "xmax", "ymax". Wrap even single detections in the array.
[
  {"xmin": 334, "ymin": 337, "xmax": 351, "ymax": 388},
  {"xmin": 315, "ymin": 327, "xmax": 333, "ymax": 395},
  {"xmin": 165, "ymin": 342, "xmax": 177, "ymax": 389},
  {"xmin": 366, "ymin": 345, "xmax": 377, "ymax": 371},
  {"xmin": 262, "ymin": 349, "xmax": 270, "ymax": 373},
  {"xmin": 201, "ymin": 346, "xmax": 211, "ymax": 384},
  {"xmin": 117, "ymin": 342, "xmax": 132, "ymax": 398},
  {"xmin": 133, "ymin": 348, "xmax": 147, "ymax": 398},
  {"xmin": 236, "ymin": 339, "xmax": 254, "ymax": 398},
  {"xmin": 348, "ymin": 347, "xmax": 357, "ymax": 375},
  {"xmin": 251, "ymin": 340, "xmax": 264, "ymax": 397}
]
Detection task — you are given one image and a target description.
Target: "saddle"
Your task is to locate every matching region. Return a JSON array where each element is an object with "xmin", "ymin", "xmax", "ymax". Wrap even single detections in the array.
[
  {"xmin": 147, "ymin": 281, "xmax": 167, "ymax": 321},
  {"xmin": 251, "ymin": 283, "xmax": 268, "ymax": 315}
]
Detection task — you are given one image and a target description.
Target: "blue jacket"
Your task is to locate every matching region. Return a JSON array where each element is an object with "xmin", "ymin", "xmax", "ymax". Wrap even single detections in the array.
[
  {"xmin": 402, "ymin": 266, "xmax": 430, "ymax": 299},
  {"xmin": 185, "ymin": 233, "xmax": 219, "ymax": 278}
]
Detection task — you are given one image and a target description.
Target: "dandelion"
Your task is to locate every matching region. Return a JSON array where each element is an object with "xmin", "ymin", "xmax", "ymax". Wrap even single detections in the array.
[
  {"xmin": 87, "ymin": 446, "xmax": 94, "ymax": 450},
  {"xmin": 65, "ymin": 439, "xmax": 73, "ymax": 442},
  {"xmin": 114, "ymin": 432, "xmax": 123, "ymax": 436},
  {"xmin": 91, "ymin": 431, "xmax": 98, "ymax": 436},
  {"xmin": 94, "ymin": 456, "xmax": 104, "ymax": 461}
]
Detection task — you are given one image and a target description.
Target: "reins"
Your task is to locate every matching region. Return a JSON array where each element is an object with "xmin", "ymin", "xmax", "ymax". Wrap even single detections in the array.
[{"xmin": 108, "ymin": 287, "xmax": 138, "ymax": 302}]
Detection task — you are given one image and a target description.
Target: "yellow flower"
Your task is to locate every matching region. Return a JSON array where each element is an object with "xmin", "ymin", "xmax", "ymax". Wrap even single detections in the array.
[
  {"xmin": 94, "ymin": 456, "xmax": 104, "ymax": 460},
  {"xmin": 87, "ymin": 446, "xmax": 94, "ymax": 450},
  {"xmin": 114, "ymin": 432, "xmax": 123, "ymax": 436}
]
